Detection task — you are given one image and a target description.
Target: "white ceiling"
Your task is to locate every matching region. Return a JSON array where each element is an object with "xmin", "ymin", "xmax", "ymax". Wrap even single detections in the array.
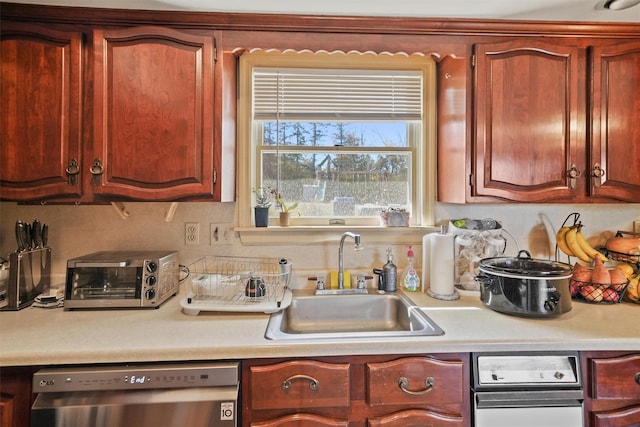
[{"xmin": 8, "ymin": 0, "xmax": 640, "ymax": 22}]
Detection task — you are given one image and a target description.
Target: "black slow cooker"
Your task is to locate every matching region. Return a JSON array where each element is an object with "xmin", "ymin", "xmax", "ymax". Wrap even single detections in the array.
[{"xmin": 476, "ymin": 250, "xmax": 573, "ymax": 317}]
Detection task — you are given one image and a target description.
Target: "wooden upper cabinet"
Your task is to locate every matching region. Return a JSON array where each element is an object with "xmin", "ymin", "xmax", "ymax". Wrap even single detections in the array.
[
  {"xmin": 589, "ymin": 41, "xmax": 640, "ymax": 202},
  {"xmin": 472, "ymin": 39, "xmax": 582, "ymax": 202},
  {"xmin": 0, "ymin": 23, "xmax": 83, "ymax": 201},
  {"xmin": 91, "ymin": 26, "xmax": 215, "ymax": 200},
  {"xmin": 442, "ymin": 38, "xmax": 640, "ymax": 203}
]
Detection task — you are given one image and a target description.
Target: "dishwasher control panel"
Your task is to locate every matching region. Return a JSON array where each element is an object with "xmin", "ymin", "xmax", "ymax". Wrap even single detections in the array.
[
  {"xmin": 473, "ymin": 352, "xmax": 581, "ymax": 390},
  {"xmin": 33, "ymin": 362, "xmax": 239, "ymax": 392}
]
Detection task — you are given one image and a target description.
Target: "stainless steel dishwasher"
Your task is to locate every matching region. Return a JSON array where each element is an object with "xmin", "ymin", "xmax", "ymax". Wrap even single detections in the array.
[
  {"xmin": 472, "ymin": 352, "xmax": 583, "ymax": 427},
  {"xmin": 30, "ymin": 362, "xmax": 239, "ymax": 427}
]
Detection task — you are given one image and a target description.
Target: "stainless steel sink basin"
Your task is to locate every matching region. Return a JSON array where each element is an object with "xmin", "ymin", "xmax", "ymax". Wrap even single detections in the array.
[{"xmin": 265, "ymin": 289, "xmax": 444, "ymax": 340}]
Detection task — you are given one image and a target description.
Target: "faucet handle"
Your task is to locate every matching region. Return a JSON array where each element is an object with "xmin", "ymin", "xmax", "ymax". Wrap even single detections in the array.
[
  {"xmin": 373, "ymin": 268, "xmax": 385, "ymax": 292},
  {"xmin": 316, "ymin": 279, "xmax": 325, "ymax": 290}
]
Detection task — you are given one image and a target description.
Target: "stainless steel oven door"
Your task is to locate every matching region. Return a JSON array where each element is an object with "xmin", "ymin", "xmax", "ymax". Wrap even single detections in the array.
[
  {"xmin": 474, "ymin": 390, "xmax": 583, "ymax": 427},
  {"xmin": 64, "ymin": 264, "xmax": 143, "ymax": 308},
  {"xmin": 31, "ymin": 386, "xmax": 238, "ymax": 427}
]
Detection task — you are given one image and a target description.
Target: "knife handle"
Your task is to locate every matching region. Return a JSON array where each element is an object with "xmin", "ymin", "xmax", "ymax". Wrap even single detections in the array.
[
  {"xmin": 24, "ymin": 222, "xmax": 32, "ymax": 250},
  {"xmin": 15, "ymin": 221, "xmax": 25, "ymax": 252},
  {"xmin": 15, "ymin": 221, "xmax": 27, "ymax": 252},
  {"xmin": 32, "ymin": 220, "xmax": 43, "ymax": 248},
  {"xmin": 42, "ymin": 224, "xmax": 49, "ymax": 247}
]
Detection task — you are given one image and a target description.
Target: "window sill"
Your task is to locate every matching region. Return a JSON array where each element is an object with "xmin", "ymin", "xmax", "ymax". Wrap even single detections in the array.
[{"xmin": 235, "ymin": 225, "xmax": 439, "ymax": 246}]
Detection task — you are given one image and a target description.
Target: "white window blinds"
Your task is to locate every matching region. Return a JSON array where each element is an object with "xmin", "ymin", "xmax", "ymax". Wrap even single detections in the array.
[{"xmin": 253, "ymin": 67, "xmax": 423, "ymax": 121}]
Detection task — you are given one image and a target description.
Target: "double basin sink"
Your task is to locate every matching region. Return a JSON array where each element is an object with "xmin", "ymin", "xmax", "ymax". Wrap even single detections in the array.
[{"xmin": 265, "ymin": 288, "xmax": 444, "ymax": 340}]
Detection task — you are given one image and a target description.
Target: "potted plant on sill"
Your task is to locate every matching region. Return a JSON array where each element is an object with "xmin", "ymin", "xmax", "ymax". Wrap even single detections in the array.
[
  {"xmin": 270, "ymin": 188, "xmax": 299, "ymax": 227},
  {"xmin": 252, "ymin": 187, "xmax": 271, "ymax": 227}
]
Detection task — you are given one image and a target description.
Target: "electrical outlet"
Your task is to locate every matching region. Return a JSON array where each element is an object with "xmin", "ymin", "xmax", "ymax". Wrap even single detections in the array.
[
  {"xmin": 634, "ymin": 220, "xmax": 640, "ymax": 234},
  {"xmin": 210, "ymin": 223, "xmax": 234, "ymax": 246},
  {"xmin": 185, "ymin": 222, "xmax": 200, "ymax": 245}
]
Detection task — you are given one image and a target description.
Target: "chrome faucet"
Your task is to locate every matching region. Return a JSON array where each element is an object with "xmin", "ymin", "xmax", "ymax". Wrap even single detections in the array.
[{"xmin": 338, "ymin": 231, "xmax": 363, "ymax": 290}]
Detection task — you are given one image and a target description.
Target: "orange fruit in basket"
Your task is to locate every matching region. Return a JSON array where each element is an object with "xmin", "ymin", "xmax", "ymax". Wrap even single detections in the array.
[{"xmin": 615, "ymin": 263, "xmax": 635, "ymax": 279}]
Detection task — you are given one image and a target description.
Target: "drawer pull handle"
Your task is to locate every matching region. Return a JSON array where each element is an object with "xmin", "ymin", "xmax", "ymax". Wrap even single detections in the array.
[
  {"xmin": 635, "ymin": 372, "xmax": 640, "ymax": 385},
  {"xmin": 281, "ymin": 374, "xmax": 320, "ymax": 392},
  {"xmin": 398, "ymin": 376, "xmax": 435, "ymax": 395}
]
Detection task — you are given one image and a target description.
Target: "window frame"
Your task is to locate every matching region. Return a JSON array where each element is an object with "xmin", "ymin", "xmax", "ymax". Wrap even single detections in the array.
[{"xmin": 236, "ymin": 50, "xmax": 437, "ymax": 234}]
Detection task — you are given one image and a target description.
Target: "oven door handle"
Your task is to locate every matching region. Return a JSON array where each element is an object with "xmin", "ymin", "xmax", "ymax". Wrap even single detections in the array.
[
  {"xmin": 475, "ymin": 389, "xmax": 583, "ymax": 408},
  {"xmin": 74, "ymin": 262, "xmax": 129, "ymax": 267}
]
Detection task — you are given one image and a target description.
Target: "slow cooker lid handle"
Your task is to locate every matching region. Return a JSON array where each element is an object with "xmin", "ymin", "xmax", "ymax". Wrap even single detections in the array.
[{"xmin": 516, "ymin": 250, "xmax": 532, "ymax": 260}]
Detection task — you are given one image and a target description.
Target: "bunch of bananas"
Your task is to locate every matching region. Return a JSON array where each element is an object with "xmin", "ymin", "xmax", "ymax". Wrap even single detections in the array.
[
  {"xmin": 556, "ymin": 224, "xmax": 608, "ymax": 263},
  {"xmin": 620, "ymin": 264, "xmax": 640, "ymax": 303}
]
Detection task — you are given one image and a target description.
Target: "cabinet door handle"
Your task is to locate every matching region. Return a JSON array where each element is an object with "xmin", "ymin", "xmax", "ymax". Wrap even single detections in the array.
[
  {"xmin": 635, "ymin": 372, "xmax": 640, "ymax": 385},
  {"xmin": 398, "ymin": 376, "xmax": 435, "ymax": 395},
  {"xmin": 281, "ymin": 374, "xmax": 320, "ymax": 392},
  {"xmin": 65, "ymin": 158, "xmax": 80, "ymax": 186},
  {"xmin": 566, "ymin": 164, "xmax": 581, "ymax": 189},
  {"xmin": 592, "ymin": 163, "xmax": 605, "ymax": 188},
  {"xmin": 90, "ymin": 158, "xmax": 104, "ymax": 185}
]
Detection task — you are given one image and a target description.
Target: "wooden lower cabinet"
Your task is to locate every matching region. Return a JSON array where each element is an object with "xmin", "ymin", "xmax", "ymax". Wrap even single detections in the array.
[
  {"xmin": 582, "ymin": 351, "xmax": 640, "ymax": 427},
  {"xmin": 0, "ymin": 367, "xmax": 35, "ymax": 427},
  {"xmin": 367, "ymin": 409, "xmax": 463, "ymax": 427},
  {"xmin": 242, "ymin": 354, "xmax": 470, "ymax": 427}
]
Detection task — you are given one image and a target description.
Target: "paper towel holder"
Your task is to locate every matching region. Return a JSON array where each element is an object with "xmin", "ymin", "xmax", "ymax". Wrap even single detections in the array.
[{"xmin": 426, "ymin": 225, "xmax": 460, "ymax": 301}]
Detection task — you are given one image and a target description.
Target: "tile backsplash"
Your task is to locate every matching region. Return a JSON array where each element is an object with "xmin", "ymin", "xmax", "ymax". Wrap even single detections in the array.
[{"xmin": 1, "ymin": 201, "xmax": 638, "ymax": 286}]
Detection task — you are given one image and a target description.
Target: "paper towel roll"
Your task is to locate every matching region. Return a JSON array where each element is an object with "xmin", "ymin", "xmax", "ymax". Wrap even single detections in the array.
[{"xmin": 429, "ymin": 232, "xmax": 455, "ymax": 296}]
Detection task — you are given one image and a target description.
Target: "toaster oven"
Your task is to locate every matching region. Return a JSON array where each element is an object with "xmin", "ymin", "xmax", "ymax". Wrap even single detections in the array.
[{"xmin": 64, "ymin": 251, "xmax": 179, "ymax": 309}]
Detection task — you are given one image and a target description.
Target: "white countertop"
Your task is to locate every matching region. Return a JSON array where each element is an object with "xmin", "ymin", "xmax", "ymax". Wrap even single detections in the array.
[{"xmin": 1, "ymin": 288, "xmax": 639, "ymax": 367}]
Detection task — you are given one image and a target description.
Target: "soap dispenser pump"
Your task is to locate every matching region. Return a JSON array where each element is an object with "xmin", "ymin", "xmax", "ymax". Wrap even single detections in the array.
[
  {"xmin": 382, "ymin": 247, "xmax": 397, "ymax": 292},
  {"xmin": 402, "ymin": 245, "xmax": 420, "ymax": 291}
]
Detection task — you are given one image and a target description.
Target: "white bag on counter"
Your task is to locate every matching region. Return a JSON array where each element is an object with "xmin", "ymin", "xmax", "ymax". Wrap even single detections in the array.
[{"xmin": 449, "ymin": 219, "xmax": 507, "ymax": 293}]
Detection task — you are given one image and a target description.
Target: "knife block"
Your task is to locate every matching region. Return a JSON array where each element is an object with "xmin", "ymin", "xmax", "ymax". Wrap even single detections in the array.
[{"xmin": 2, "ymin": 247, "xmax": 51, "ymax": 311}]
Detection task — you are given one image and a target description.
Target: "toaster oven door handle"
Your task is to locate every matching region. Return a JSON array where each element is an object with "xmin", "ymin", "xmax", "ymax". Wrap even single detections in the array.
[{"xmin": 74, "ymin": 261, "xmax": 129, "ymax": 268}]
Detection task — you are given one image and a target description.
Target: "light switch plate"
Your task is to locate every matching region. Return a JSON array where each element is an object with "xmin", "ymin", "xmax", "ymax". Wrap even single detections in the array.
[
  {"xmin": 634, "ymin": 220, "xmax": 640, "ymax": 234},
  {"xmin": 210, "ymin": 223, "xmax": 234, "ymax": 245}
]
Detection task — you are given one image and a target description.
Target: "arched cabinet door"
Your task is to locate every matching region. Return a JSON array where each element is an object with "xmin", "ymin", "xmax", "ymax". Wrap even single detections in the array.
[
  {"xmin": 91, "ymin": 26, "xmax": 215, "ymax": 201},
  {"xmin": 590, "ymin": 41, "xmax": 640, "ymax": 202},
  {"xmin": 1, "ymin": 23, "xmax": 83, "ymax": 201},
  {"xmin": 472, "ymin": 39, "xmax": 582, "ymax": 202}
]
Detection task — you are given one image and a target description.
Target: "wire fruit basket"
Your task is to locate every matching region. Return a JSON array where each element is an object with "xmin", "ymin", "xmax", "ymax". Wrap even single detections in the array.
[
  {"xmin": 570, "ymin": 279, "xmax": 628, "ymax": 304},
  {"xmin": 605, "ymin": 231, "xmax": 640, "ymax": 264},
  {"xmin": 180, "ymin": 256, "xmax": 292, "ymax": 315}
]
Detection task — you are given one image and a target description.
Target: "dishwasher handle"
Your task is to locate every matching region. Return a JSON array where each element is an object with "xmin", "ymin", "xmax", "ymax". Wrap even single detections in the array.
[{"xmin": 475, "ymin": 389, "xmax": 583, "ymax": 408}]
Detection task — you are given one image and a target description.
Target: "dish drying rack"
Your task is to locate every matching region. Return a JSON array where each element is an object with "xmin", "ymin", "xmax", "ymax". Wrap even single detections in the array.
[{"xmin": 180, "ymin": 256, "xmax": 292, "ymax": 315}]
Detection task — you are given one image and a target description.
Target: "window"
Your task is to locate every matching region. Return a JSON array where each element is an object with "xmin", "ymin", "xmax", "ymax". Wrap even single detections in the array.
[{"xmin": 237, "ymin": 50, "xmax": 436, "ymax": 228}]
